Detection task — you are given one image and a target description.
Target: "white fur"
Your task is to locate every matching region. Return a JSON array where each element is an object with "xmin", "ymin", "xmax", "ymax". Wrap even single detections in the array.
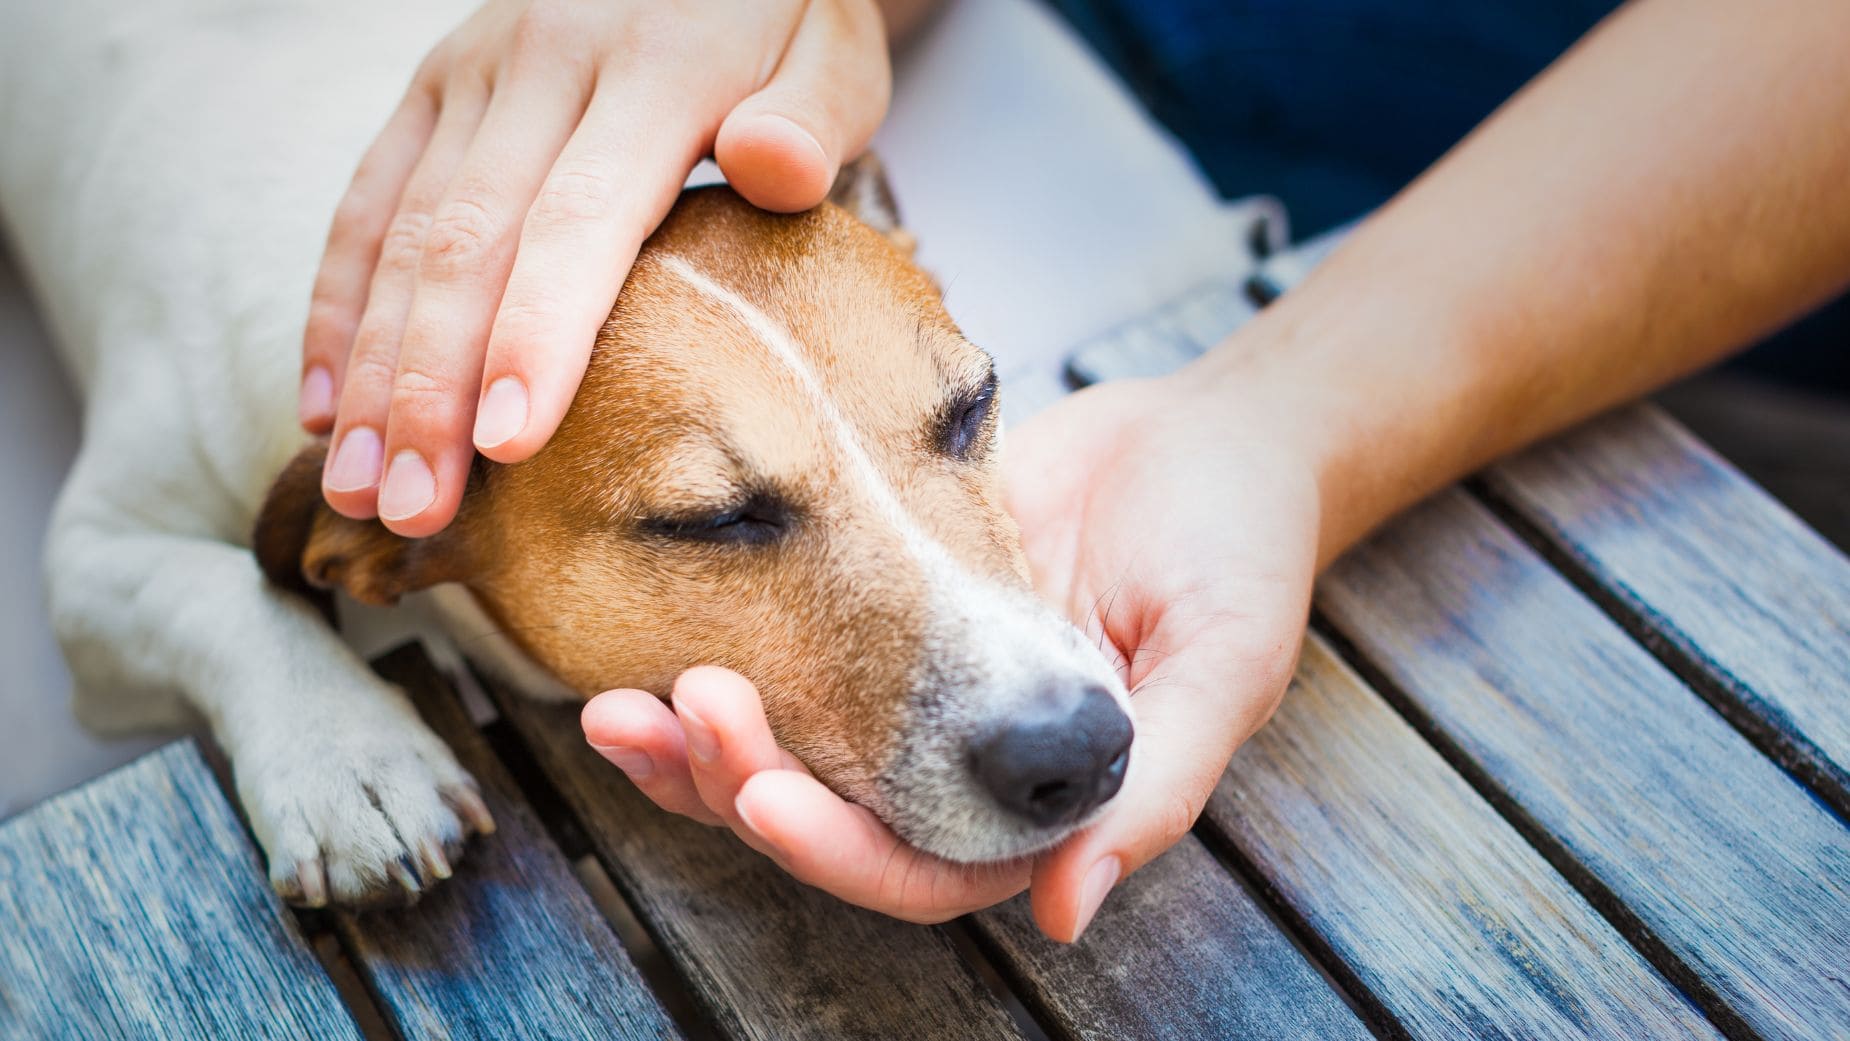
[
  {"xmin": 425, "ymin": 584, "xmax": 580, "ymax": 703},
  {"xmin": 1, "ymin": 0, "xmax": 486, "ymax": 904}
]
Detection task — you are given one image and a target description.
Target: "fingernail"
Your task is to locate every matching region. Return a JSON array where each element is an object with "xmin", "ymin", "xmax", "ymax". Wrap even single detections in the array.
[
  {"xmin": 678, "ymin": 704, "xmax": 719, "ymax": 763},
  {"xmin": 299, "ymin": 366, "xmax": 334, "ymax": 424},
  {"xmin": 734, "ymin": 792, "xmax": 777, "ymax": 851},
  {"xmin": 591, "ymin": 743, "xmax": 655, "ymax": 780},
  {"xmin": 764, "ymin": 113, "xmax": 827, "ymax": 167},
  {"xmin": 1071, "ymin": 855, "xmax": 1121, "ymax": 942},
  {"xmin": 474, "ymin": 376, "xmax": 528, "ymax": 449},
  {"xmin": 377, "ymin": 449, "xmax": 436, "ymax": 520},
  {"xmin": 325, "ymin": 426, "xmax": 383, "ymax": 492}
]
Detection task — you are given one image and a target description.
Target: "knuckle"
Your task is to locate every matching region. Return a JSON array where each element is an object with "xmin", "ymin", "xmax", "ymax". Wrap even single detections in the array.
[
  {"xmin": 379, "ymin": 211, "xmax": 433, "ymax": 273},
  {"xmin": 304, "ymin": 296, "xmax": 357, "ymax": 352},
  {"xmin": 510, "ymin": 0, "xmax": 580, "ymax": 51},
  {"xmin": 345, "ymin": 350, "xmax": 401, "ymax": 397},
  {"xmin": 530, "ymin": 166, "xmax": 614, "ymax": 225},
  {"xmin": 391, "ymin": 363, "xmax": 454, "ymax": 403},
  {"xmin": 388, "ymin": 364, "xmax": 461, "ymax": 425},
  {"xmin": 326, "ymin": 192, "xmax": 379, "ymax": 248},
  {"xmin": 612, "ymin": 9, "xmax": 687, "ymax": 65},
  {"xmin": 488, "ymin": 294, "xmax": 565, "ymax": 344},
  {"xmin": 420, "ymin": 196, "xmax": 501, "ymax": 280}
]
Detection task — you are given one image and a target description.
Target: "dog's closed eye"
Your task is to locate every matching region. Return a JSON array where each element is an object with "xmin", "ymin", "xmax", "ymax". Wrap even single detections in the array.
[
  {"xmin": 937, "ymin": 369, "xmax": 999, "ymax": 461},
  {"xmin": 640, "ymin": 493, "xmax": 791, "ymax": 547}
]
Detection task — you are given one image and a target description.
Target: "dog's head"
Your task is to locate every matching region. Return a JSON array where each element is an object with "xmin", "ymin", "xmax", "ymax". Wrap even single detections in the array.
[{"xmin": 258, "ymin": 158, "xmax": 1132, "ymax": 863}]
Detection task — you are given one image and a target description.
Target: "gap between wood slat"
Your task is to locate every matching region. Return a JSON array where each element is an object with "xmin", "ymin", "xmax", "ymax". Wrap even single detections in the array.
[
  {"xmin": 941, "ymin": 921, "xmax": 1055, "ymax": 1041},
  {"xmin": 1308, "ymin": 615, "xmax": 1762, "ymax": 1041},
  {"xmin": 476, "ymin": 718, "xmax": 594, "ymax": 859},
  {"xmin": 1466, "ymin": 477, "xmax": 1850, "ymax": 824},
  {"xmin": 953, "ymin": 923, "xmax": 1082, "ymax": 1041},
  {"xmin": 310, "ymin": 931, "xmax": 401, "ymax": 1041},
  {"xmin": 189, "ymin": 733, "xmax": 415, "ymax": 1041},
  {"xmin": 571, "ymin": 855, "xmax": 721, "ymax": 1041},
  {"xmin": 468, "ymin": 710, "xmax": 720, "ymax": 1041},
  {"xmin": 1185, "ymin": 819, "xmax": 1406, "ymax": 1041}
]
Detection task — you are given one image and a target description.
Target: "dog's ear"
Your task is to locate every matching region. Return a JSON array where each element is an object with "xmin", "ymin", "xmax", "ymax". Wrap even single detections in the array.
[
  {"xmin": 828, "ymin": 153, "xmax": 916, "ymax": 255},
  {"xmin": 254, "ymin": 441, "xmax": 467, "ymax": 608}
]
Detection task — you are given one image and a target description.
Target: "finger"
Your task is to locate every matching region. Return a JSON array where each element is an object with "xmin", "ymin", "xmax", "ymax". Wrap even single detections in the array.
[
  {"xmin": 471, "ymin": 87, "xmax": 703, "ymax": 464},
  {"xmin": 582, "ymin": 688, "xmax": 723, "ymax": 826},
  {"xmin": 671, "ymin": 667, "xmax": 792, "ymax": 836},
  {"xmin": 1029, "ymin": 637, "xmax": 1293, "ymax": 943},
  {"xmin": 301, "ymin": 89, "xmax": 439, "ymax": 433},
  {"xmin": 321, "ymin": 84, "xmax": 488, "ymax": 519},
  {"xmin": 716, "ymin": 0, "xmax": 891, "ymax": 212},
  {"xmin": 373, "ymin": 63, "xmax": 592, "ymax": 535},
  {"xmin": 735, "ymin": 770, "xmax": 1029, "ymax": 923}
]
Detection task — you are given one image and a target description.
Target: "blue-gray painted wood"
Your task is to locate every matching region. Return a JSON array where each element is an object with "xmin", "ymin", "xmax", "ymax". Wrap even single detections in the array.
[
  {"xmin": 1481, "ymin": 404, "xmax": 1850, "ymax": 817},
  {"xmin": 1203, "ymin": 637, "xmax": 1724, "ymax": 1041},
  {"xmin": 1059, "ymin": 248, "xmax": 1723, "ymax": 1039},
  {"xmin": 332, "ymin": 644, "xmax": 681, "ymax": 1041},
  {"xmin": 1062, "ymin": 279, "xmax": 1256, "ymax": 389},
  {"xmin": 0, "ymin": 742, "xmax": 364, "ymax": 1041},
  {"xmin": 489, "ymin": 689, "xmax": 1029, "ymax": 1041},
  {"xmin": 970, "ymin": 835, "xmax": 1373, "ymax": 1041},
  {"xmin": 1318, "ymin": 488, "xmax": 1850, "ymax": 1041}
]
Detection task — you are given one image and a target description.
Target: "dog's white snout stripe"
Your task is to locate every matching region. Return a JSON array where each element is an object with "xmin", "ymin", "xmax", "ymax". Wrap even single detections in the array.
[
  {"xmin": 657, "ymin": 254, "xmax": 949, "ymax": 569},
  {"xmin": 655, "ymin": 253, "xmax": 1130, "ymax": 722},
  {"xmin": 656, "ymin": 253, "xmax": 1131, "ymax": 860}
]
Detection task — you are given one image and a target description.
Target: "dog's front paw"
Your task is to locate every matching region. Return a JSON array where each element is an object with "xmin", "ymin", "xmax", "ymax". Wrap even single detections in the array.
[{"xmin": 234, "ymin": 692, "xmax": 495, "ymax": 910}]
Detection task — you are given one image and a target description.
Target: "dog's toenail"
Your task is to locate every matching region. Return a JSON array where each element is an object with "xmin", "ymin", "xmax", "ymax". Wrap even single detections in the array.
[{"xmin": 417, "ymin": 836, "xmax": 453, "ymax": 881}]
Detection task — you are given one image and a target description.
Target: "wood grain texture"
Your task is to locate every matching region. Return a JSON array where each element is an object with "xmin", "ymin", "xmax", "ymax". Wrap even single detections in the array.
[
  {"xmin": 1318, "ymin": 488, "xmax": 1850, "ymax": 1041},
  {"xmin": 488, "ymin": 686, "xmax": 1029, "ymax": 1041},
  {"xmin": 1205, "ymin": 636, "xmax": 1725, "ymax": 1041},
  {"xmin": 970, "ymin": 835, "xmax": 1373, "ymax": 1041},
  {"xmin": 1481, "ymin": 404, "xmax": 1850, "ymax": 815},
  {"xmin": 0, "ymin": 742, "xmax": 363, "ymax": 1041},
  {"xmin": 331, "ymin": 645, "xmax": 681, "ymax": 1041}
]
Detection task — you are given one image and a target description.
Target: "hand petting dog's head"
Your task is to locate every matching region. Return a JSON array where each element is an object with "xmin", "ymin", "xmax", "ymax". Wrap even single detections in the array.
[{"xmin": 259, "ymin": 158, "xmax": 1134, "ymax": 863}]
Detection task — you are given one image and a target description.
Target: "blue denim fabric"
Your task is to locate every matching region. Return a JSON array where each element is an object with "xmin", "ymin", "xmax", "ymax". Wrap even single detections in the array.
[{"xmin": 1046, "ymin": 0, "xmax": 1848, "ymax": 391}]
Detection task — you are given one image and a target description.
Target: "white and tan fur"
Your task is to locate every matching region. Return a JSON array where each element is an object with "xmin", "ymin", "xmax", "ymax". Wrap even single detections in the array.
[{"xmin": 2, "ymin": 0, "xmax": 1132, "ymax": 906}]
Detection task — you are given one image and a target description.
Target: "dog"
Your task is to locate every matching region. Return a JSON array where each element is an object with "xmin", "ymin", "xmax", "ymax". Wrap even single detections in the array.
[{"xmin": 3, "ymin": 1, "xmax": 1133, "ymax": 908}]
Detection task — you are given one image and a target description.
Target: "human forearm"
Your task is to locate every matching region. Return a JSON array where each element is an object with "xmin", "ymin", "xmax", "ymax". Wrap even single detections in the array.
[{"xmin": 1184, "ymin": 0, "xmax": 1850, "ymax": 566}]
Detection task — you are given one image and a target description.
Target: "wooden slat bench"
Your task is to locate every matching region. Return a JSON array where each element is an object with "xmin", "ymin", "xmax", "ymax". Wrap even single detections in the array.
[{"xmin": 4, "ymin": 265, "xmax": 1847, "ymax": 1041}]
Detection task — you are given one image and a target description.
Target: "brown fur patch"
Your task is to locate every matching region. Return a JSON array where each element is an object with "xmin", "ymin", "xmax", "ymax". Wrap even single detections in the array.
[{"xmin": 263, "ymin": 186, "xmax": 1021, "ymax": 804}]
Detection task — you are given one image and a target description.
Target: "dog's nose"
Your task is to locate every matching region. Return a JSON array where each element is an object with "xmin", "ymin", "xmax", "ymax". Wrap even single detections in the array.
[{"xmin": 970, "ymin": 682, "xmax": 1133, "ymax": 827}]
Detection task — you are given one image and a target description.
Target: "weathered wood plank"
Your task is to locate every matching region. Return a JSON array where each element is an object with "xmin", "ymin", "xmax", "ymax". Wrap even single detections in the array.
[
  {"xmin": 970, "ymin": 836, "xmax": 1373, "ymax": 1041},
  {"xmin": 330, "ymin": 644, "xmax": 681, "ymax": 1041},
  {"xmin": 1203, "ymin": 636, "xmax": 1725, "ymax": 1041},
  {"xmin": 1481, "ymin": 404, "xmax": 1850, "ymax": 816},
  {"xmin": 1062, "ymin": 279, "xmax": 1256, "ymax": 389},
  {"xmin": 0, "ymin": 742, "xmax": 364, "ymax": 1041},
  {"xmin": 1058, "ymin": 251, "xmax": 1721, "ymax": 1038},
  {"xmin": 488, "ymin": 687, "xmax": 1029, "ymax": 1041},
  {"xmin": 1319, "ymin": 489, "xmax": 1850, "ymax": 1041}
]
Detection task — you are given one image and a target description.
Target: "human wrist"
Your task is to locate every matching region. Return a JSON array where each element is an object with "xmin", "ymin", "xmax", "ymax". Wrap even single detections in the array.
[{"xmin": 1171, "ymin": 280, "xmax": 1479, "ymax": 569}]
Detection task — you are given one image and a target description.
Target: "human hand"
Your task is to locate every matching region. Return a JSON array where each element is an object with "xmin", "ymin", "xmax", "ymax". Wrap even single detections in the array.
[
  {"xmin": 301, "ymin": 0, "xmax": 891, "ymax": 536},
  {"xmin": 582, "ymin": 370, "xmax": 1321, "ymax": 941},
  {"xmin": 583, "ymin": 668, "xmax": 1033, "ymax": 924},
  {"xmin": 998, "ymin": 374, "xmax": 1319, "ymax": 940}
]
